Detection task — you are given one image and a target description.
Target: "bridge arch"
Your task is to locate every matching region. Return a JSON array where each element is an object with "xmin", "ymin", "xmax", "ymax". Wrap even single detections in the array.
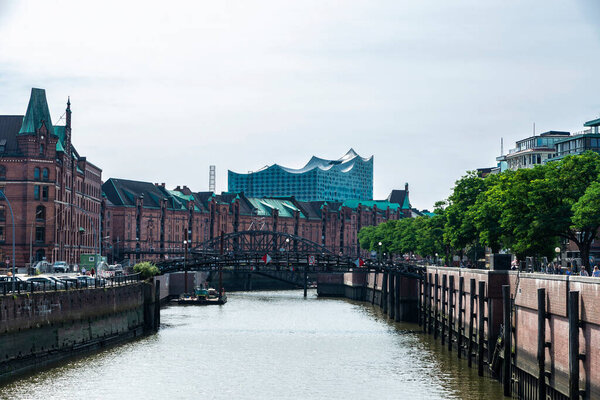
[{"xmin": 191, "ymin": 230, "xmax": 334, "ymax": 256}]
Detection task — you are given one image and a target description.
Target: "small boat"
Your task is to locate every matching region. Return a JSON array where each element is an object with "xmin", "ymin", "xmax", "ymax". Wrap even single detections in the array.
[{"xmin": 177, "ymin": 287, "xmax": 227, "ymax": 305}]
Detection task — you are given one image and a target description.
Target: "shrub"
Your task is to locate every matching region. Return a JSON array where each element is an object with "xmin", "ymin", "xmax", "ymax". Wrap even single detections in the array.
[{"xmin": 133, "ymin": 262, "xmax": 160, "ymax": 280}]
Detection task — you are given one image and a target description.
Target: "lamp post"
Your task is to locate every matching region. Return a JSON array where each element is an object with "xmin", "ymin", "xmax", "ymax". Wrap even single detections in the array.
[
  {"xmin": 183, "ymin": 236, "xmax": 188, "ymax": 294},
  {"xmin": 0, "ymin": 190, "xmax": 16, "ymax": 292},
  {"xmin": 378, "ymin": 241, "xmax": 382, "ymax": 264},
  {"xmin": 555, "ymin": 246, "xmax": 561, "ymax": 269}
]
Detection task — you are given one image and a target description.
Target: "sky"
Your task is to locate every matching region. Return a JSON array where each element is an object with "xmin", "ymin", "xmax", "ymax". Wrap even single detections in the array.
[{"xmin": 1, "ymin": 0, "xmax": 600, "ymax": 210}]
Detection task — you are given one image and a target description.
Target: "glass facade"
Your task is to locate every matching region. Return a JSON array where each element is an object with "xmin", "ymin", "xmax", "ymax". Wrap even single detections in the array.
[{"xmin": 228, "ymin": 149, "xmax": 373, "ymax": 201}]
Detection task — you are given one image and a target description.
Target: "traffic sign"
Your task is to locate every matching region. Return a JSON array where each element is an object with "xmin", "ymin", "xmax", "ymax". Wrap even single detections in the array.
[{"xmin": 308, "ymin": 255, "xmax": 316, "ymax": 266}]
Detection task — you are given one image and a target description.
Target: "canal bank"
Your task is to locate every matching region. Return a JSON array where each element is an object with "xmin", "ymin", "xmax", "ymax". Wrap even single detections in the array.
[
  {"xmin": 0, "ymin": 278, "xmax": 160, "ymax": 383},
  {"xmin": 318, "ymin": 267, "xmax": 600, "ymax": 400}
]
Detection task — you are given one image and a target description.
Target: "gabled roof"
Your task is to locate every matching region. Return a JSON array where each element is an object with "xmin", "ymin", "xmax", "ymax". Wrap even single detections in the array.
[
  {"xmin": 103, "ymin": 178, "xmax": 185, "ymax": 210},
  {"xmin": 19, "ymin": 88, "xmax": 55, "ymax": 135},
  {"xmin": 342, "ymin": 199, "xmax": 403, "ymax": 211},
  {"xmin": 387, "ymin": 189, "xmax": 411, "ymax": 209},
  {"xmin": 0, "ymin": 115, "xmax": 24, "ymax": 155}
]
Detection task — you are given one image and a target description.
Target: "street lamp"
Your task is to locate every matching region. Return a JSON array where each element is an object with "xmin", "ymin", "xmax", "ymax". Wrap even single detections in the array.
[
  {"xmin": 183, "ymin": 238, "xmax": 188, "ymax": 293},
  {"xmin": 378, "ymin": 241, "xmax": 382, "ymax": 264},
  {"xmin": 555, "ymin": 246, "xmax": 561, "ymax": 269},
  {"xmin": 0, "ymin": 190, "xmax": 16, "ymax": 292}
]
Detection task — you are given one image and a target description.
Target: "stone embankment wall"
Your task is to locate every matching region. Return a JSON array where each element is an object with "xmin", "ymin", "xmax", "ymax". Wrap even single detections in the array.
[
  {"xmin": 0, "ymin": 281, "xmax": 160, "ymax": 382},
  {"xmin": 317, "ymin": 267, "xmax": 600, "ymax": 400}
]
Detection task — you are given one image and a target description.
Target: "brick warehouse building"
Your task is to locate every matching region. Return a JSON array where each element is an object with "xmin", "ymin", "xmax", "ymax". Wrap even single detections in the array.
[
  {"xmin": 0, "ymin": 88, "xmax": 102, "ymax": 268},
  {"xmin": 102, "ymin": 178, "xmax": 412, "ymax": 263}
]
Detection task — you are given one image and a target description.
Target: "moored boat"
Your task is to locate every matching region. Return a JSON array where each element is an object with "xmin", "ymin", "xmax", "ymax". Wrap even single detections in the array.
[{"xmin": 177, "ymin": 287, "xmax": 227, "ymax": 305}]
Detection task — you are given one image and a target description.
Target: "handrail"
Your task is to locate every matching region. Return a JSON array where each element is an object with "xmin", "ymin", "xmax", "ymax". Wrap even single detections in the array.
[{"xmin": 0, "ymin": 273, "xmax": 142, "ymax": 295}]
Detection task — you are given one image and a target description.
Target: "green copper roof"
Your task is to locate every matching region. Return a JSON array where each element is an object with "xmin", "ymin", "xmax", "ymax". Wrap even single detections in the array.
[
  {"xmin": 54, "ymin": 125, "xmax": 66, "ymax": 152},
  {"xmin": 19, "ymin": 88, "xmax": 55, "ymax": 135},
  {"xmin": 584, "ymin": 118, "xmax": 600, "ymax": 127},
  {"xmin": 247, "ymin": 198, "xmax": 305, "ymax": 218},
  {"xmin": 341, "ymin": 199, "xmax": 403, "ymax": 211},
  {"xmin": 168, "ymin": 190, "xmax": 200, "ymax": 211}
]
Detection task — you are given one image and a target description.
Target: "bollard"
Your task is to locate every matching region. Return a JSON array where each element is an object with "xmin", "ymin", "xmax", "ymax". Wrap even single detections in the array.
[
  {"xmin": 537, "ymin": 288, "xmax": 546, "ymax": 400},
  {"xmin": 441, "ymin": 274, "xmax": 447, "ymax": 346},
  {"xmin": 477, "ymin": 281, "xmax": 486, "ymax": 377},
  {"xmin": 457, "ymin": 276, "xmax": 464, "ymax": 359},
  {"xmin": 502, "ymin": 285, "xmax": 511, "ymax": 397},
  {"xmin": 448, "ymin": 275, "xmax": 454, "ymax": 352}
]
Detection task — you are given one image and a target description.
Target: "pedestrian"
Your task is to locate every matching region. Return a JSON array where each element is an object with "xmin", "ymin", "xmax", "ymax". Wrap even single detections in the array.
[
  {"xmin": 91, "ymin": 267, "xmax": 95, "ymax": 277},
  {"xmin": 593, "ymin": 266, "xmax": 600, "ymax": 278},
  {"xmin": 580, "ymin": 268, "xmax": 589, "ymax": 277}
]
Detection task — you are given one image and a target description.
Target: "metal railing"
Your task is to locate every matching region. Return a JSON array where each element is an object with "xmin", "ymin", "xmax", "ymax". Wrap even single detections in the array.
[{"xmin": 0, "ymin": 273, "xmax": 141, "ymax": 296}]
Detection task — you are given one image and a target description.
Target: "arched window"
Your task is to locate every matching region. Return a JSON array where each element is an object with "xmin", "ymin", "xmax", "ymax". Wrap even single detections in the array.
[
  {"xmin": 36, "ymin": 205, "xmax": 45, "ymax": 221},
  {"xmin": 34, "ymin": 167, "xmax": 40, "ymax": 180},
  {"xmin": 39, "ymin": 144, "xmax": 45, "ymax": 155},
  {"xmin": 0, "ymin": 165, "xmax": 6, "ymax": 180},
  {"xmin": 42, "ymin": 168, "xmax": 49, "ymax": 181}
]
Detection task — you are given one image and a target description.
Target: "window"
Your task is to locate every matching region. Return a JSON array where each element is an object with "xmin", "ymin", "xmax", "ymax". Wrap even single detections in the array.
[
  {"xmin": 39, "ymin": 144, "xmax": 45, "ymax": 155},
  {"xmin": 35, "ymin": 226, "xmax": 45, "ymax": 242},
  {"xmin": 0, "ymin": 207, "xmax": 5, "ymax": 221},
  {"xmin": 34, "ymin": 167, "xmax": 40, "ymax": 180},
  {"xmin": 34, "ymin": 186, "xmax": 40, "ymax": 200},
  {"xmin": 42, "ymin": 186, "xmax": 48, "ymax": 201},
  {"xmin": 0, "ymin": 226, "xmax": 4, "ymax": 241},
  {"xmin": 0, "ymin": 165, "xmax": 5, "ymax": 180},
  {"xmin": 36, "ymin": 206, "xmax": 45, "ymax": 221},
  {"xmin": 42, "ymin": 168, "xmax": 49, "ymax": 181}
]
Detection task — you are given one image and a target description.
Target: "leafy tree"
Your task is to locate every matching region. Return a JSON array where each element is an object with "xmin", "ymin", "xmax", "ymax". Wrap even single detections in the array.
[{"xmin": 134, "ymin": 261, "xmax": 160, "ymax": 280}]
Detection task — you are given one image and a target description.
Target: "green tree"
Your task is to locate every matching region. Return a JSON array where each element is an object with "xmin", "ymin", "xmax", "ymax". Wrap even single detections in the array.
[{"xmin": 134, "ymin": 261, "xmax": 160, "ymax": 280}]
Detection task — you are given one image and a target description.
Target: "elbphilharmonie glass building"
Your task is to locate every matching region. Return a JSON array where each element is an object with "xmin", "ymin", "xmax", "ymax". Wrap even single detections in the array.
[{"xmin": 228, "ymin": 149, "xmax": 373, "ymax": 201}]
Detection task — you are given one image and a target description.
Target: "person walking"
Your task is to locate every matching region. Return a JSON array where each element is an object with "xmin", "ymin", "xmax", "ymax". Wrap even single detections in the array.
[{"xmin": 593, "ymin": 265, "xmax": 600, "ymax": 277}]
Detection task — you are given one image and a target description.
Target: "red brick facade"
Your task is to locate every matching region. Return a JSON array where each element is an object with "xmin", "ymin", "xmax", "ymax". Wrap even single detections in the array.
[{"xmin": 0, "ymin": 89, "xmax": 102, "ymax": 268}]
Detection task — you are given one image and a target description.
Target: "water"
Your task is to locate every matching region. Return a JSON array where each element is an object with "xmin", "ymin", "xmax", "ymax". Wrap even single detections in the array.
[{"xmin": 0, "ymin": 291, "xmax": 505, "ymax": 400}]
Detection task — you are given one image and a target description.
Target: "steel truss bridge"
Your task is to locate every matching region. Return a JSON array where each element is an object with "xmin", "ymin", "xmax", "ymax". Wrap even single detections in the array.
[{"xmin": 156, "ymin": 230, "xmax": 424, "ymax": 279}]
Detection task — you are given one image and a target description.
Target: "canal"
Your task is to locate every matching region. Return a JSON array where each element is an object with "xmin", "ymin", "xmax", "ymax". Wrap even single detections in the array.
[{"xmin": 0, "ymin": 290, "xmax": 505, "ymax": 400}]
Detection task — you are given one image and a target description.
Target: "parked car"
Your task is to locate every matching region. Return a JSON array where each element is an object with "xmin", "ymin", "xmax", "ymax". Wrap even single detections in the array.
[
  {"xmin": 76, "ymin": 276, "xmax": 105, "ymax": 287},
  {"xmin": 0, "ymin": 275, "xmax": 27, "ymax": 292},
  {"xmin": 48, "ymin": 276, "xmax": 72, "ymax": 289},
  {"xmin": 53, "ymin": 261, "xmax": 68, "ymax": 273},
  {"xmin": 32, "ymin": 261, "xmax": 52, "ymax": 274},
  {"xmin": 27, "ymin": 276, "xmax": 64, "ymax": 290}
]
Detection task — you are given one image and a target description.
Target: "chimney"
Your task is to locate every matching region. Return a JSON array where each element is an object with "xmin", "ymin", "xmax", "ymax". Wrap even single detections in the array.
[{"xmin": 405, "ymin": 182, "xmax": 409, "ymax": 192}]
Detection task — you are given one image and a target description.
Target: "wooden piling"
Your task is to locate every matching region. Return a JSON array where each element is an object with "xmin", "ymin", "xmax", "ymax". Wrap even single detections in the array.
[
  {"xmin": 395, "ymin": 272, "xmax": 401, "ymax": 322},
  {"xmin": 478, "ymin": 280, "xmax": 486, "ymax": 377},
  {"xmin": 568, "ymin": 290, "xmax": 579, "ymax": 400},
  {"xmin": 448, "ymin": 275, "xmax": 454, "ymax": 352},
  {"xmin": 434, "ymin": 274, "xmax": 439, "ymax": 340},
  {"xmin": 537, "ymin": 288, "xmax": 546, "ymax": 400},
  {"xmin": 417, "ymin": 274, "xmax": 422, "ymax": 327},
  {"xmin": 468, "ymin": 278, "xmax": 476, "ymax": 368},
  {"xmin": 502, "ymin": 285, "xmax": 511, "ymax": 397},
  {"xmin": 381, "ymin": 271, "xmax": 388, "ymax": 313},
  {"xmin": 389, "ymin": 272, "xmax": 395, "ymax": 320},
  {"xmin": 441, "ymin": 274, "xmax": 447, "ymax": 345},
  {"xmin": 421, "ymin": 274, "xmax": 427, "ymax": 330},
  {"xmin": 428, "ymin": 273, "xmax": 433, "ymax": 335},
  {"xmin": 372, "ymin": 272, "xmax": 377, "ymax": 305},
  {"xmin": 457, "ymin": 276, "xmax": 464, "ymax": 359}
]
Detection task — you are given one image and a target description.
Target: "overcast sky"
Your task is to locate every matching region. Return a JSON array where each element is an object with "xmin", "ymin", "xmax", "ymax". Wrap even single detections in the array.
[{"xmin": 1, "ymin": 1, "xmax": 600, "ymax": 210}]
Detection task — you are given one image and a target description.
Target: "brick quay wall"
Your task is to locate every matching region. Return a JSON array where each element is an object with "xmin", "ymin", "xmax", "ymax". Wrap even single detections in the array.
[
  {"xmin": 317, "ymin": 267, "xmax": 600, "ymax": 400},
  {"xmin": 0, "ymin": 282, "xmax": 160, "ymax": 383}
]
